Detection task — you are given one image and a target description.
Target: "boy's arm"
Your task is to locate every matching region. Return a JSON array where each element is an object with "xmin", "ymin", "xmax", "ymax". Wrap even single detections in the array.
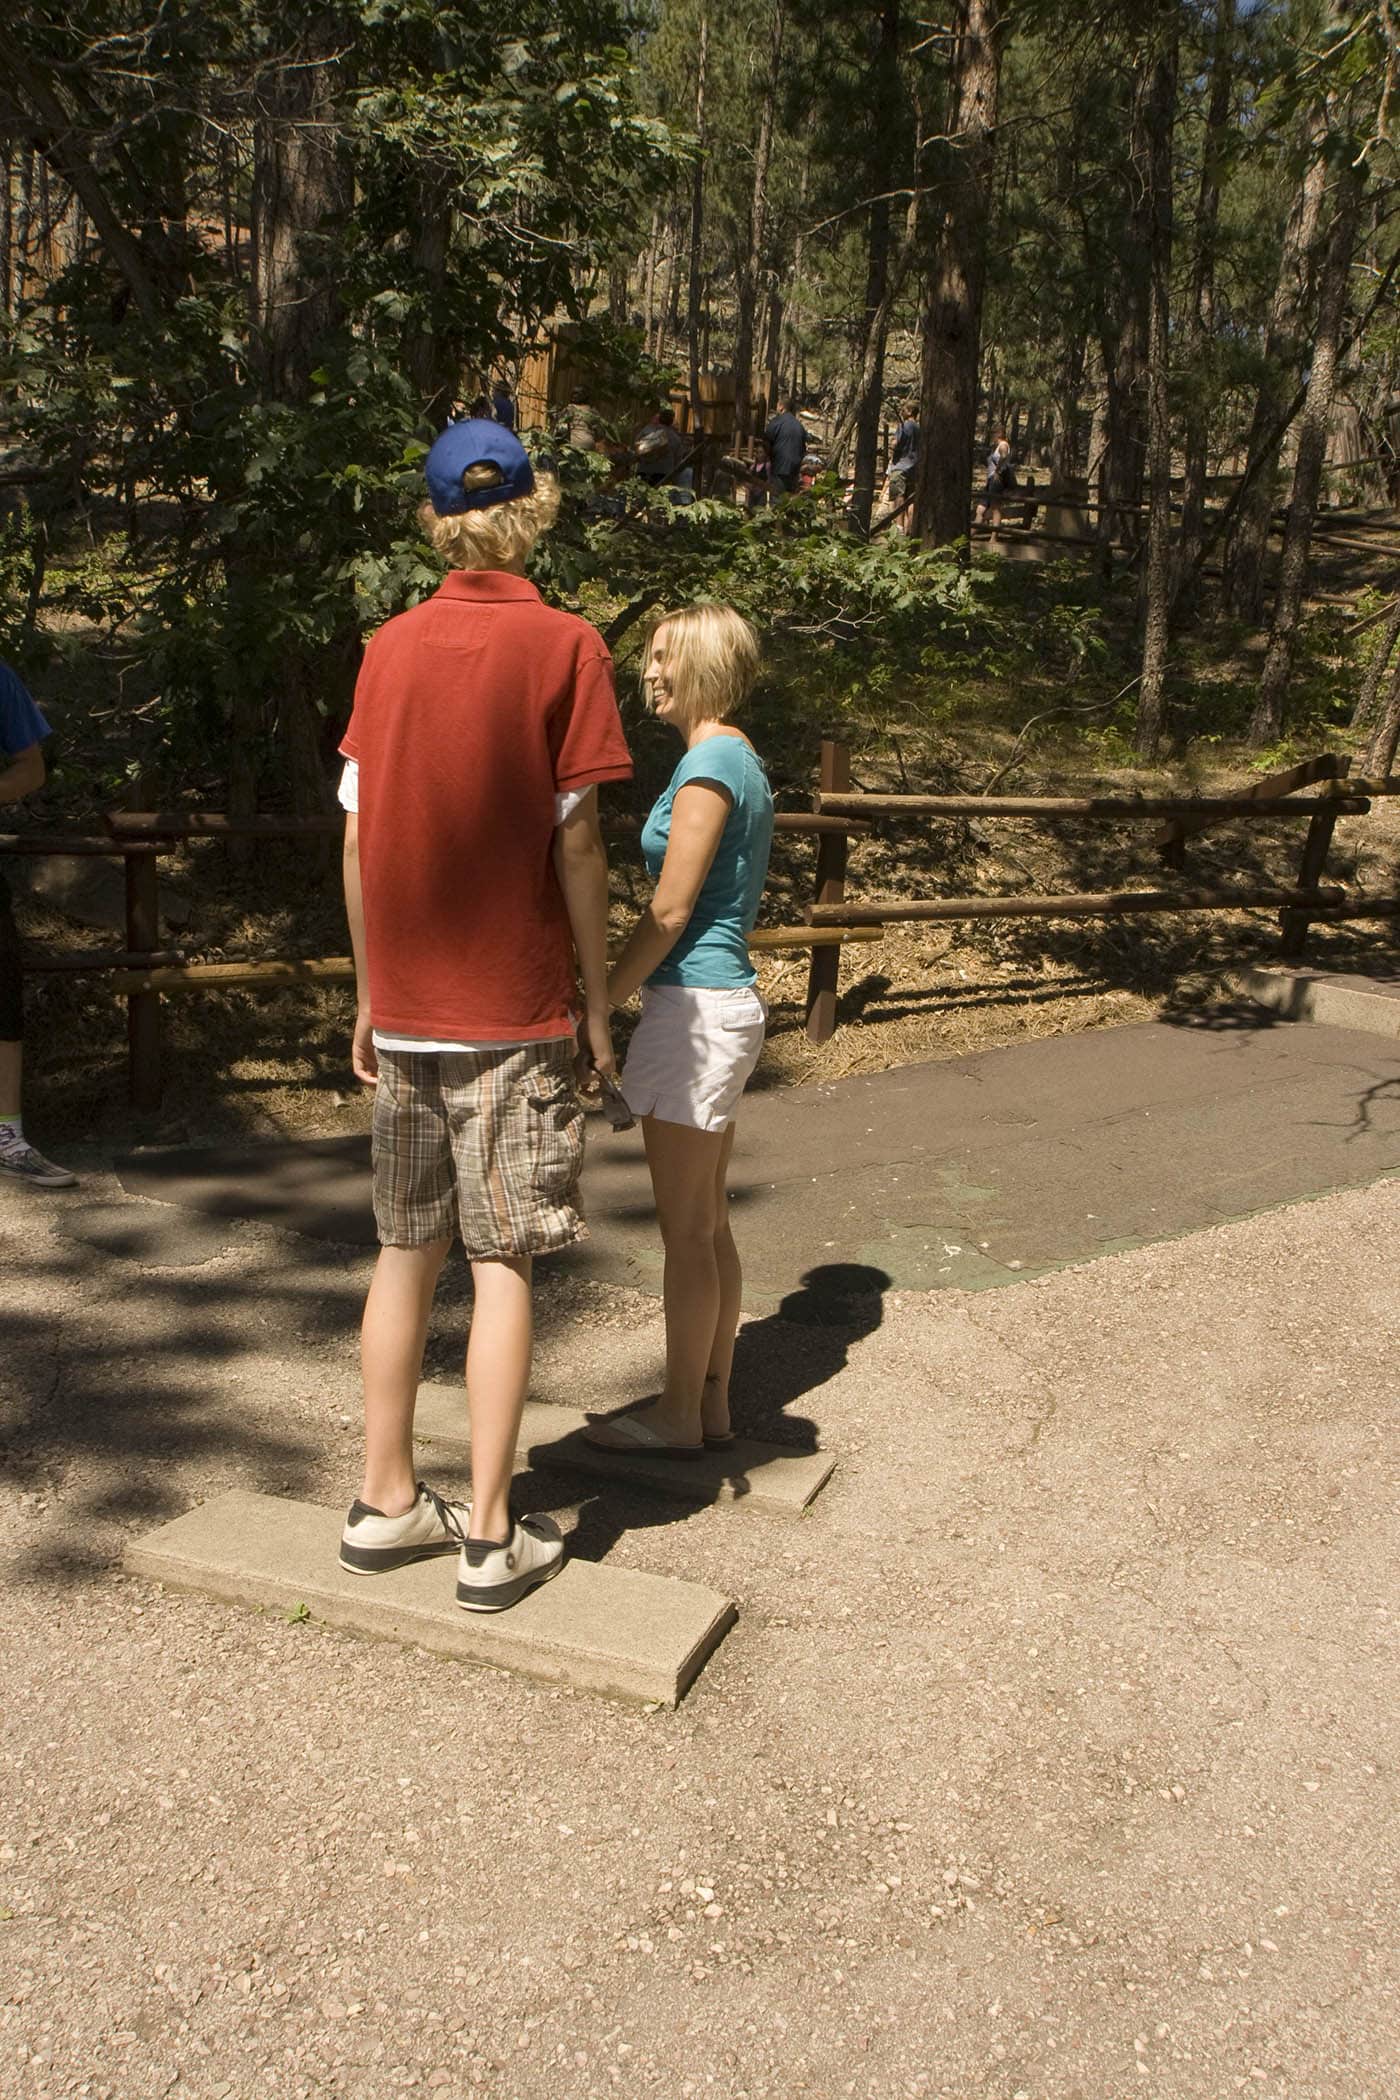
[
  {"xmin": 0, "ymin": 743, "xmax": 45, "ymax": 805},
  {"xmin": 342, "ymin": 813, "xmax": 377, "ymax": 1086},
  {"xmin": 551, "ymin": 788, "xmax": 616, "ymax": 1081}
]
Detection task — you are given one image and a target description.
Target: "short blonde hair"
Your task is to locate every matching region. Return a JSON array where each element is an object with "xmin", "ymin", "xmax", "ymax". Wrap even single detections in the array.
[
  {"xmin": 649, "ymin": 603, "xmax": 761, "ymax": 729},
  {"xmin": 421, "ymin": 467, "xmax": 561, "ymax": 570}
]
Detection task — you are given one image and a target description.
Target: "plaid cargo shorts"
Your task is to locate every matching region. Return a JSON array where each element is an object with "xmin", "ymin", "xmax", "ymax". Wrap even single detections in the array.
[{"xmin": 371, "ymin": 1041, "xmax": 586, "ymax": 1257}]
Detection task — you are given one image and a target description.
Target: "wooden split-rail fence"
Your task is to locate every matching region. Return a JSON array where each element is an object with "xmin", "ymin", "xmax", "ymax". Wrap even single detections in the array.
[{"xmin": 3, "ymin": 741, "xmax": 1397, "ymax": 1108}]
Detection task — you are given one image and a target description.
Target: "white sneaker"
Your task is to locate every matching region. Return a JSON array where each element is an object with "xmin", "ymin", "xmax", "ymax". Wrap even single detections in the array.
[
  {"xmin": 455, "ymin": 1515, "xmax": 564, "ymax": 1613},
  {"xmin": 339, "ymin": 1481, "xmax": 471, "ymax": 1575},
  {"xmin": 0, "ymin": 1135, "xmax": 78, "ymax": 1189}
]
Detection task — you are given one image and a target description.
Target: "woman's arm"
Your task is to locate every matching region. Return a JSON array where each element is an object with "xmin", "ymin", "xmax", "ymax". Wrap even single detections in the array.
[{"xmin": 607, "ymin": 781, "xmax": 730, "ymax": 1008}]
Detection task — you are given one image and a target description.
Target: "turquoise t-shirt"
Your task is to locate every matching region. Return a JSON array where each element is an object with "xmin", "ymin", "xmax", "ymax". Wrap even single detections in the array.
[{"xmin": 642, "ymin": 735, "xmax": 775, "ymax": 988}]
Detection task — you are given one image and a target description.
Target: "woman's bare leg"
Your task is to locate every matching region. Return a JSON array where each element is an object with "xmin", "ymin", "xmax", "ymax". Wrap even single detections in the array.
[{"xmin": 704, "ymin": 1123, "xmax": 741, "ymax": 1438}]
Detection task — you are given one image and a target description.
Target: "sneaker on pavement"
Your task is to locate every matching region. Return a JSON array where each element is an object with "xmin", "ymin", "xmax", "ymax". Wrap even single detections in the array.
[
  {"xmin": 456, "ymin": 1514, "xmax": 564, "ymax": 1613},
  {"xmin": 0, "ymin": 1136, "xmax": 78, "ymax": 1189},
  {"xmin": 339, "ymin": 1481, "xmax": 471, "ymax": 1575}
]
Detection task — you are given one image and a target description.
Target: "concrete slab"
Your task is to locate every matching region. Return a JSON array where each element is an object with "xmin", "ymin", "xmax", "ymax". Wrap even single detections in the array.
[
  {"xmin": 113, "ymin": 1015, "xmax": 1400, "ymax": 1298},
  {"xmin": 413, "ymin": 1386, "xmax": 836, "ymax": 1514},
  {"xmin": 1233, "ymin": 962, "xmax": 1400, "ymax": 1040},
  {"xmin": 125, "ymin": 1490, "xmax": 735, "ymax": 1706}
]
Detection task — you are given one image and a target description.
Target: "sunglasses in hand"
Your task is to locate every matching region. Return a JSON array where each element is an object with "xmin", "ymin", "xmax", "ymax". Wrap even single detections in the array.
[{"xmin": 594, "ymin": 1071, "xmax": 636, "ymax": 1133}]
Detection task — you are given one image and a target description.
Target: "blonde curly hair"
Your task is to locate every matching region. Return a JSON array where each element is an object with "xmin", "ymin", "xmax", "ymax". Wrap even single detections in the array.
[{"xmin": 421, "ymin": 464, "xmax": 562, "ymax": 570}]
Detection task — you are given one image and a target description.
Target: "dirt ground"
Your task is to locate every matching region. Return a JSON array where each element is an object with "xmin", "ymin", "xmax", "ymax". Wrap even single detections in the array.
[{"xmin": 2, "ymin": 1160, "xmax": 1397, "ymax": 2100}]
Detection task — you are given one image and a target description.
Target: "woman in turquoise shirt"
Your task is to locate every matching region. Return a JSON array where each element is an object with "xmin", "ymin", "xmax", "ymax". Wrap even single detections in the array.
[{"xmin": 586, "ymin": 605, "xmax": 774, "ymax": 1458}]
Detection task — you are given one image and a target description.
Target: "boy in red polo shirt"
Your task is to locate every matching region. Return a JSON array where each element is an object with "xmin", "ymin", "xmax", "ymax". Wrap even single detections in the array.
[{"xmin": 337, "ymin": 421, "xmax": 631, "ymax": 1611}]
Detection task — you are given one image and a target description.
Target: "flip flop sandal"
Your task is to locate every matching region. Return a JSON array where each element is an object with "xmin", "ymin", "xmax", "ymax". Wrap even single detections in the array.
[{"xmin": 582, "ymin": 1413, "xmax": 704, "ymax": 1459}]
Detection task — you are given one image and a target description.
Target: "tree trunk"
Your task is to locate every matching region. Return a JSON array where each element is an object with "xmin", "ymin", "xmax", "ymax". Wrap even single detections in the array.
[
  {"xmin": 1135, "ymin": 13, "xmax": 1178, "ymax": 760},
  {"xmin": 654, "ymin": 216, "xmax": 681, "ymax": 364},
  {"xmin": 1352, "ymin": 592, "xmax": 1400, "ymax": 729},
  {"xmin": 687, "ymin": 9, "xmax": 709, "ymax": 435},
  {"xmin": 1224, "ymin": 125, "xmax": 1328, "ymax": 620},
  {"xmin": 0, "ymin": 38, "xmax": 164, "ymax": 327},
  {"xmin": 846, "ymin": 0, "xmax": 901, "ymax": 530},
  {"xmin": 242, "ymin": 21, "xmax": 347, "ymax": 814},
  {"xmin": 1098, "ymin": 68, "xmax": 1157, "ymax": 574},
  {"xmin": 1050, "ymin": 334, "xmax": 1087, "ymax": 487},
  {"xmin": 1173, "ymin": 0, "xmax": 1236, "ymax": 612},
  {"xmin": 913, "ymin": 0, "xmax": 1005, "ymax": 549},
  {"xmin": 250, "ymin": 23, "xmax": 345, "ymax": 396},
  {"xmin": 1362, "ymin": 649, "xmax": 1400, "ymax": 778},
  {"xmin": 404, "ymin": 190, "xmax": 456, "ymax": 425},
  {"xmin": 642, "ymin": 207, "xmax": 660, "ymax": 343},
  {"xmin": 1249, "ymin": 153, "xmax": 1365, "ymax": 744},
  {"xmin": 733, "ymin": 0, "xmax": 785, "ymax": 441}
]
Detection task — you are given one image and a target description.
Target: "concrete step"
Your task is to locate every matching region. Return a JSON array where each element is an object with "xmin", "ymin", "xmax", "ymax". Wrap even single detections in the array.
[
  {"xmin": 414, "ymin": 1386, "xmax": 837, "ymax": 1516},
  {"xmin": 1232, "ymin": 964, "xmax": 1400, "ymax": 1040},
  {"xmin": 126, "ymin": 1490, "xmax": 735, "ymax": 1707}
]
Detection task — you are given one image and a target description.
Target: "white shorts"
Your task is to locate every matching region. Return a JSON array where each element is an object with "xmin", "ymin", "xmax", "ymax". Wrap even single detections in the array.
[{"xmin": 620, "ymin": 984, "xmax": 766, "ymax": 1134}]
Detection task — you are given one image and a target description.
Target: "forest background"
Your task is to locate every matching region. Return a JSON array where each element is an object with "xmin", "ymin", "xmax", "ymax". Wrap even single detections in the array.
[{"xmin": 2, "ymin": 0, "xmax": 1400, "ymax": 1129}]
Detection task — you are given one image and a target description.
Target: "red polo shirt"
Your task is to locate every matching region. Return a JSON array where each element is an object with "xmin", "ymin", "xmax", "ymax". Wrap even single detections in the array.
[{"xmin": 340, "ymin": 570, "xmax": 632, "ymax": 1041}]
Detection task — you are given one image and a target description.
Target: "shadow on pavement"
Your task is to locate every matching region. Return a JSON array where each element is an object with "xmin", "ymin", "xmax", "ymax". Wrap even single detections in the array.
[{"xmin": 516, "ymin": 1262, "xmax": 891, "ymax": 1566}]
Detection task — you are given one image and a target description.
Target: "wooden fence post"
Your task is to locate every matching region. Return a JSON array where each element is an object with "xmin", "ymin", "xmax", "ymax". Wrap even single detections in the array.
[
  {"xmin": 124, "ymin": 850, "xmax": 163, "ymax": 1111},
  {"xmin": 1280, "ymin": 759, "xmax": 1351, "ymax": 959},
  {"xmin": 804, "ymin": 739, "xmax": 851, "ymax": 1044}
]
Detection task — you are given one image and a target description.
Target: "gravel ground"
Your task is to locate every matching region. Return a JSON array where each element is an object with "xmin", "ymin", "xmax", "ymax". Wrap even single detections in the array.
[{"xmin": 2, "ymin": 1168, "xmax": 1397, "ymax": 2100}]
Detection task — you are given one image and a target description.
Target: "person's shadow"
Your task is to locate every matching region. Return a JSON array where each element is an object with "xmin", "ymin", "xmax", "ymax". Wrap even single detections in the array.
[{"xmin": 513, "ymin": 1262, "xmax": 892, "ymax": 1565}]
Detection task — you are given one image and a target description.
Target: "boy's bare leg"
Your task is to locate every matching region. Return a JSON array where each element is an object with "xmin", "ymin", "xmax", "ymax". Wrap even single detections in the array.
[
  {"xmin": 360, "ymin": 1237, "xmax": 451, "ymax": 1514},
  {"xmin": 466, "ymin": 1255, "xmax": 534, "ymax": 1542},
  {"xmin": 704, "ymin": 1124, "xmax": 741, "ymax": 1439}
]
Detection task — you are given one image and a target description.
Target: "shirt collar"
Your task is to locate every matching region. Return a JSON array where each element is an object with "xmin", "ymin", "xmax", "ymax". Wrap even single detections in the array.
[{"xmin": 436, "ymin": 569, "xmax": 542, "ymax": 605}]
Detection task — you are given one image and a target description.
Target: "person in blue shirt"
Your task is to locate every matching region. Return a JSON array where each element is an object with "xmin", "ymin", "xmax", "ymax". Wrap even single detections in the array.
[
  {"xmin": 491, "ymin": 380, "xmax": 516, "ymax": 432},
  {"xmin": 0, "ymin": 662, "xmax": 77, "ymax": 1187},
  {"xmin": 586, "ymin": 604, "xmax": 774, "ymax": 1457},
  {"xmin": 762, "ymin": 397, "xmax": 808, "ymax": 496}
]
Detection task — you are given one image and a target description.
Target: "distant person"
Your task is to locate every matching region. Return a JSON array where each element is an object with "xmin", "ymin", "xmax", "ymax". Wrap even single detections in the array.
[
  {"xmin": 889, "ymin": 404, "xmax": 919, "ymax": 491},
  {"xmin": 0, "ymin": 661, "xmax": 76, "ymax": 1188},
  {"xmin": 880, "ymin": 403, "xmax": 920, "ymax": 525},
  {"xmin": 763, "ymin": 396, "xmax": 808, "ymax": 497},
  {"xmin": 976, "ymin": 435, "xmax": 1017, "ymax": 531},
  {"xmin": 467, "ymin": 393, "xmax": 493, "ymax": 420},
  {"xmin": 491, "ymin": 380, "xmax": 516, "ymax": 431},
  {"xmin": 634, "ymin": 405, "xmax": 687, "ymax": 486},
  {"xmin": 556, "ymin": 390, "xmax": 602, "ymax": 453},
  {"xmin": 585, "ymin": 606, "xmax": 773, "ymax": 1458},
  {"xmin": 337, "ymin": 419, "xmax": 632, "ymax": 1610}
]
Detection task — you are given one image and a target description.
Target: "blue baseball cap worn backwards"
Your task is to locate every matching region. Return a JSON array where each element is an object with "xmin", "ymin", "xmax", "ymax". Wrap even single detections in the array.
[{"xmin": 424, "ymin": 420, "xmax": 535, "ymax": 515}]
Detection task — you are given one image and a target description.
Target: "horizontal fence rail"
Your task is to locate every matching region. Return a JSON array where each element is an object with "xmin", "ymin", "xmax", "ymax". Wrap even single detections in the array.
[
  {"xmin": 10, "ymin": 788, "xmax": 885, "ymax": 1106},
  {"xmin": 815, "ymin": 792, "xmax": 1374, "ymax": 821},
  {"xmin": 808, "ymin": 884, "xmax": 1380, "ymax": 926},
  {"xmin": 799, "ymin": 739, "xmax": 1400, "ymax": 1043},
  {"xmin": 8, "ymin": 741, "xmax": 1398, "ymax": 1094}
]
